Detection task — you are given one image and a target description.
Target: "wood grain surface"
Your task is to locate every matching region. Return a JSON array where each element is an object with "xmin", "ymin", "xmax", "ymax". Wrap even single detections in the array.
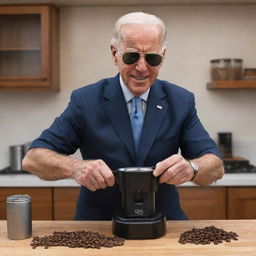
[{"xmin": 1, "ymin": 220, "xmax": 256, "ymax": 256}]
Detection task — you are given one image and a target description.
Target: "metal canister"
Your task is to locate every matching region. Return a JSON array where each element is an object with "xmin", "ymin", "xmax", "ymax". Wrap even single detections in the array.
[
  {"xmin": 9, "ymin": 145, "xmax": 25, "ymax": 171},
  {"xmin": 6, "ymin": 194, "xmax": 32, "ymax": 240}
]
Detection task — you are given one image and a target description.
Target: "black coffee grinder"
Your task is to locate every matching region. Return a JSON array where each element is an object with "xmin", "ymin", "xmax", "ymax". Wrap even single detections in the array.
[{"xmin": 112, "ymin": 167, "xmax": 166, "ymax": 239}]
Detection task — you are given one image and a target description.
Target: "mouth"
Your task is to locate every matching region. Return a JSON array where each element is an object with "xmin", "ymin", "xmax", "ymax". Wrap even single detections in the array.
[{"xmin": 131, "ymin": 75, "xmax": 149, "ymax": 81}]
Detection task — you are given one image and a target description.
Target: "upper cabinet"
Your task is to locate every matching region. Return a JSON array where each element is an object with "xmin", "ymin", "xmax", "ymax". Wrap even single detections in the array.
[
  {"xmin": 0, "ymin": 4, "xmax": 59, "ymax": 91},
  {"xmin": 1, "ymin": 0, "xmax": 256, "ymax": 5}
]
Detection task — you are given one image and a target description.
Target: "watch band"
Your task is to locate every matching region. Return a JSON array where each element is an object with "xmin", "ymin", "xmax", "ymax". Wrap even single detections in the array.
[{"xmin": 188, "ymin": 160, "xmax": 199, "ymax": 181}]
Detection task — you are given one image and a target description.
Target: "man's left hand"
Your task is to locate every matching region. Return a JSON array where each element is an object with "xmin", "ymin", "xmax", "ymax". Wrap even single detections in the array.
[{"xmin": 153, "ymin": 154, "xmax": 193, "ymax": 185}]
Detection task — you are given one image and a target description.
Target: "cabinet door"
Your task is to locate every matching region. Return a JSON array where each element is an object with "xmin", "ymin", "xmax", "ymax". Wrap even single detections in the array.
[
  {"xmin": 0, "ymin": 187, "xmax": 53, "ymax": 220},
  {"xmin": 0, "ymin": 4, "xmax": 59, "ymax": 90},
  {"xmin": 227, "ymin": 187, "xmax": 256, "ymax": 219},
  {"xmin": 178, "ymin": 187, "xmax": 226, "ymax": 220},
  {"xmin": 53, "ymin": 187, "xmax": 80, "ymax": 220}
]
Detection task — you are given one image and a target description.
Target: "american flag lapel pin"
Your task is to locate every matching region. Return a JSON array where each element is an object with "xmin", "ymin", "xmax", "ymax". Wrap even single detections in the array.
[{"xmin": 157, "ymin": 105, "xmax": 162, "ymax": 110}]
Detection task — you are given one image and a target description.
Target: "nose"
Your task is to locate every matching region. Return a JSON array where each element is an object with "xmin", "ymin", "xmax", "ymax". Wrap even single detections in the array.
[{"xmin": 135, "ymin": 54, "xmax": 148, "ymax": 72}]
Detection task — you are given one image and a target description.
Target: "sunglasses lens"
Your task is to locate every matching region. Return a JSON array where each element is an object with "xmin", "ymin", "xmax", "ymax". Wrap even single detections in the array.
[
  {"xmin": 145, "ymin": 54, "xmax": 162, "ymax": 66},
  {"xmin": 122, "ymin": 52, "xmax": 162, "ymax": 66},
  {"xmin": 122, "ymin": 52, "xmax": 140, "ymax": 64}
]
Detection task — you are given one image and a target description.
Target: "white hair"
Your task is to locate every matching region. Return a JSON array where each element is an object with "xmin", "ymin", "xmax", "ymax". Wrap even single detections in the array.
[{"xmin": 111, "ymin": 12, "xmax": 167, "ymax": 49}]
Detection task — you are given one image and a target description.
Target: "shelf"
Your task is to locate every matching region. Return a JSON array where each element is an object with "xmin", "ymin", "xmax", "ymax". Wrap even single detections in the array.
[
  {"xmin": 0, "ymin": 48, "xmax": 41, "ymax": 51},
  {"xmin": 0, "ymin": 76, "xmax": 46, "ymax": 80},
  {"xmin": 207, "ymin": 80, "xmax": 256, "ymax": 89}
]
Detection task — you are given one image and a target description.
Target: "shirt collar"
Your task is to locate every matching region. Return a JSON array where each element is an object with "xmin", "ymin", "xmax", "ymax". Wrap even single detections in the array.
[{"xmin": 119, "ymin": 75, "xmax": 150, "ymax": 103}]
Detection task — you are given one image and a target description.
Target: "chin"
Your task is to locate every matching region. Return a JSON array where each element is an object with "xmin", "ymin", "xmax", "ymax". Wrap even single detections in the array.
[
  {"xmin": 132, "ymin": 88, "xmax": 149, "ymax": 96},
  {"xmin": 129, "ymin": 83, "xmax": 151, "ymax": 94}
]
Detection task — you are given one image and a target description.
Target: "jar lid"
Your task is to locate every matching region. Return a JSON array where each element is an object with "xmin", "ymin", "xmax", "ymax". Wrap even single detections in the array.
[
  {"xmin": 230, "ymin": 58, "xmax": 242, "ymax": 62},
  {"xmin": 210, "ymin": 59, "xmax": 231, "ymax": 63},
  {"xmin": 210, "ymin": 58, "xmax": 242, "ymax": 63}
]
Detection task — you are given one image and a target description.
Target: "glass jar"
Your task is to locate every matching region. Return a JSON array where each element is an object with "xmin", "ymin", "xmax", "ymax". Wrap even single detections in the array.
[
  {"xmin": 243, "ymin": 68, "xmax": 256, "ymax": 80},
  {"xmin": 210, "ymin": 58, "xmax": 243, "ymax": 81},
  {"xmin": 210, "ymin": 59, "xmax": 230, "ymax": 81},
  {"xmin": 229, "ymin": 59, "xmax": 243, "ymax": 80}
]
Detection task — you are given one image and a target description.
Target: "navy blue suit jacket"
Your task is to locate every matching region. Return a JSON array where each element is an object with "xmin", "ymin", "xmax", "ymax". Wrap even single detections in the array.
[{"xmin": 30, "ymin": 74, "xmax": 221, "ymax": 220}]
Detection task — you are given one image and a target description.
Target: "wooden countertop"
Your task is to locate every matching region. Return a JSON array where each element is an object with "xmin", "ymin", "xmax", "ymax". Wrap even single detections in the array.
[{"xmin": 1, "ymin": 220, "xmax": 256, "ymax": 255}]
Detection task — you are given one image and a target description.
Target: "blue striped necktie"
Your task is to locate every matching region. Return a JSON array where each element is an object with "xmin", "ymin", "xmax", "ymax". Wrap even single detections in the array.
[{"xmin": 130, "ymin": 97, "xmax": 144, "ymax": 152}]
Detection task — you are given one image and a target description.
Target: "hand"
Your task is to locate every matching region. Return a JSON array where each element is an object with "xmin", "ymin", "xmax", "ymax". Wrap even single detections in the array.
[
  {"xmin": 72, "ymin": 159, "xmax": 115, "ymax": 191},
  {"xmin": 153, "ymin": 154, "xmax": 194, "ymax": 185}
]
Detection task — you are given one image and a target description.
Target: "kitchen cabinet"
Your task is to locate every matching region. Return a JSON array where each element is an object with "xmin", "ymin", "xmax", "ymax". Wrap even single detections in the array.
[
  {"xmin": 207, "ymin": 81, "xmax": 256, "ymax": 89},
  {"xmin": 178, "ymin": 187, "xmax": 226, "ymax": 220},
  {"xmin": 53, "ymin": 187, "xmax": 227, "ymax": 220},
  {"xmin": 227, "ymin": 187, "xmax": 256, "ymax": 219},
  {"xmin": 1, "ymin": 186, "xmax": 256, "ymax": 220},
  {"xmin": 0, "ymin": 4, "xmax": 59, "ymax": 91},
  {"xmin": 179, "ymin": 187, "xmax": 256, "ymax": 220},
  {"xmin": 53, "ymin": 187, "xmax": 80, "ymax": 220},
  {"xmin": 0, "ymin": 188, "xmax": 52, "ymax": 220}
]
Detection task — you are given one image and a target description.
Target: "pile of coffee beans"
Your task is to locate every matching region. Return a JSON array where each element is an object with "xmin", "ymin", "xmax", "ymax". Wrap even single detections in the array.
[
  {"xmin": 30, "ymin": 230, "xmax": 125, "ymax": 249},
  {"xmin": 178, "ymin": 225, "xmax": 239, "ymax": 245}
]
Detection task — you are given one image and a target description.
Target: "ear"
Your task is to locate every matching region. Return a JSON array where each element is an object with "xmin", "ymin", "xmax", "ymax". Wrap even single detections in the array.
[
  {"xmin": 111, "ymin": 45, "xmax": 118, "ymax": 65},
  {"xmin": 162, "ymin": 48, "xmax": 167, "ymax": 57},
  {"xmin": 159, "ymin": 48, "xmax": 167, "ymax": 68}
]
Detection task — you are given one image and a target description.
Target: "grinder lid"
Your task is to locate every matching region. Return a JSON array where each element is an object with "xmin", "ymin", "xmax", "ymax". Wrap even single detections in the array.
[{"xmin": 117, "ymin": 167, "xmax": 154, "ymax": 173}]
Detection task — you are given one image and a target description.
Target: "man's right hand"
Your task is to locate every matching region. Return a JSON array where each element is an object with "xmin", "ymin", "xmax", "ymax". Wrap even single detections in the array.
[
  {"xmin": 72, "ymin": 159, "xmax": 115, "ymax": 191},
  {"xmin": 23, "ymin": 148, "xmax": 115, "ymax": 192}
]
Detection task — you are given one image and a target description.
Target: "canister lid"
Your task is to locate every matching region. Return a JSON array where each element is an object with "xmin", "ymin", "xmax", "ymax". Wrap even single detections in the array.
[{"xmin": 7, "ymin": 194, "xmax": 31, "ymax": 203}]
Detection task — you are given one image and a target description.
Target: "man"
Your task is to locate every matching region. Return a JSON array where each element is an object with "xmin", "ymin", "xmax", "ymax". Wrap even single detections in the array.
[{"xmin": 22, "ymin": 12, "xmax": 224, "ymax": 220}]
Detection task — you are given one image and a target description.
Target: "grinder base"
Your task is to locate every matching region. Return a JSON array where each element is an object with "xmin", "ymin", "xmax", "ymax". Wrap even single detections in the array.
[{"xmin": 112, "ymin": 212, "xmax": 166, "ymax": 239}]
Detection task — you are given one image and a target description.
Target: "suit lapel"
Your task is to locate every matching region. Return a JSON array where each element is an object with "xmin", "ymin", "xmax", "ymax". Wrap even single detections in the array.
[
  {"xmin": 136, "ymin": 81, "xmax": 168, "ymax": 166},
  {"xmin": 102, "ymin": 75, "xmax": 136, "ymax": 163}
]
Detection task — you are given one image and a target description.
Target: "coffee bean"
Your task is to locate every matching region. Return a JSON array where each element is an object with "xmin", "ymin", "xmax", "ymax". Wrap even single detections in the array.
[
  {"xmin": 30, "ymin": 230, "xmax": 125, "ymax": 249},
  {"xmin": 178, "ymin": 225, "xmax": 239, "ymax": 245}
]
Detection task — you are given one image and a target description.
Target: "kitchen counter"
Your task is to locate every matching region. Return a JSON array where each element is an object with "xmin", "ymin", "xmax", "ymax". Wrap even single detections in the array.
[
  {"xmin": 0, "ymin": 173, "xmax": 256, "ymax": 187},
  {"xmin": 1, "ymin": 220, "xmax": 256, "ymax": 256}
]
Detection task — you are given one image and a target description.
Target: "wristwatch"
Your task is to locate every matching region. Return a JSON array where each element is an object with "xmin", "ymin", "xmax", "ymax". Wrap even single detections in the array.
[{"xmin": 188, "ymin": 160, "xmax": 199, "ymax": 181}]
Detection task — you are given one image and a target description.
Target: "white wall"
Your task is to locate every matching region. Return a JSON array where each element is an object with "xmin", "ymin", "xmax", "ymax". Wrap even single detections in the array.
[{"xmin": 0, "ymin": 4, "xmax": 255, "ymax": 169}]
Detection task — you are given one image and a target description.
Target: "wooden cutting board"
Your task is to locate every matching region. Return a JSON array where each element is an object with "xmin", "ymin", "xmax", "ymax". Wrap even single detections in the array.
[{"xmin": 1, "ymin": 220, "xmax": 256, "ymax": 256}]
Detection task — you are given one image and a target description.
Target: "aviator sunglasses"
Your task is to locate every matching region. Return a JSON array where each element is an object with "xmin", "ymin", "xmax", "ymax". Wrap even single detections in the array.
[{"xmin": 122, "ymin": 52, "xmax": 163, "ymax": 67}]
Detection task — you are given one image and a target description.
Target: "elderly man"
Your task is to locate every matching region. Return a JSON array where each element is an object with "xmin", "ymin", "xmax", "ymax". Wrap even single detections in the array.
[{"xmin": 23, "ymin": 12, "xmax": 224, "ymax": 220}]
